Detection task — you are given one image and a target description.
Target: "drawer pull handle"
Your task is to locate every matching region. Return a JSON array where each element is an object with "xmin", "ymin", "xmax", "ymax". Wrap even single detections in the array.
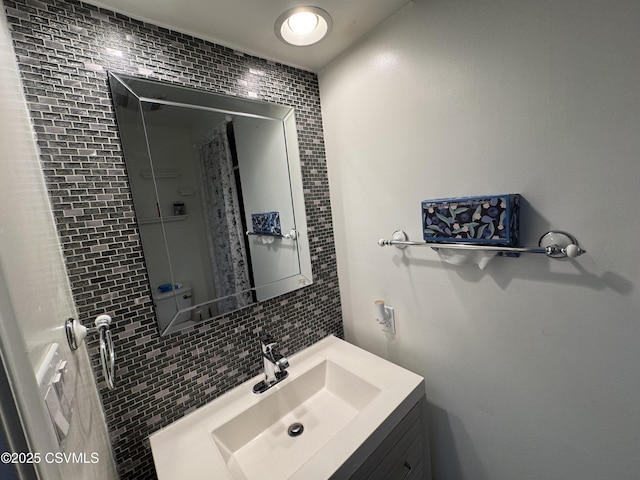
[{"xmin": 401, "ymin": 461, "xmax": 412, "ymax": 480}]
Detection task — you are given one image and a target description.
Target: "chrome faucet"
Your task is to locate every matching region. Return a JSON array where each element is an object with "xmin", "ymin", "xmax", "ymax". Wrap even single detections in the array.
[{"xmin": 253, "ymin": 333, "xmax": 289, "ymax": 394}]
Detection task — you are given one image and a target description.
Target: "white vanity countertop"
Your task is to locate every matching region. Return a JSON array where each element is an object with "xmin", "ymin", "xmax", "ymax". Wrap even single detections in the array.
[{"xmin": 149, "ymin": 335, "xmax": 424, "ymax": 480}]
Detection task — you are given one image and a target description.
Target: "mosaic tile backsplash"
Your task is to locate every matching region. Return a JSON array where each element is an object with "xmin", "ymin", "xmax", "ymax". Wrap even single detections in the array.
[{"xmin": 3, "ymin": 0, "xmax": 343, "ymax": 478}]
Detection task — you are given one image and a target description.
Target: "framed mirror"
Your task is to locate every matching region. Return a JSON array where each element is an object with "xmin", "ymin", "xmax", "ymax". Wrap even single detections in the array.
[{"xmin": 108, "ymin": 72, "xmax": 313, "ymax": 335}]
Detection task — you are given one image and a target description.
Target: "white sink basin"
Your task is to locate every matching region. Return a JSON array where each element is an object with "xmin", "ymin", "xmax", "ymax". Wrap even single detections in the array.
[
  {"xmin": 212, "ymin": 359, "xmax": 380, "ymax": 480},
  {"xmin": 150, "ymin": 335, "xmax": 424, "ymax": 480}
]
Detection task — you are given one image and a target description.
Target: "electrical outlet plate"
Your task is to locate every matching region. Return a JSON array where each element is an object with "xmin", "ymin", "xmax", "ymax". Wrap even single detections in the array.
[{"xmin": 382, "ymin": 306, "xmax": 396, "ymax": 335}]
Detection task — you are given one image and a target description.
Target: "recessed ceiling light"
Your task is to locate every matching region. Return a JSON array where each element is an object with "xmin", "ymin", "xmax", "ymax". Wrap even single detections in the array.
[
  {"xmin": 275, "ymin": 7, "xmax": 333, "ymax": 47},
  {"xmin": 288, "ymin": 11, "xmax": 318, "ymax": 34}
]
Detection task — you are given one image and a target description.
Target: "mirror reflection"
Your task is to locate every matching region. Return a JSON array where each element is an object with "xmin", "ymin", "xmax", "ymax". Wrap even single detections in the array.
[{"xmin": 108, "ymin": 73, "xmax": 312, "ymax": 335}]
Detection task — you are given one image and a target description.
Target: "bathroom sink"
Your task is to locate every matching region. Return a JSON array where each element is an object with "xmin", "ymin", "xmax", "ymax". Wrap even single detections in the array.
[
  {"xmin": 212, "ymin": 359, "xmax": 380, "ymax": 480},
  {"xmin": 150, "ymin": 335, "xmax": 424, "ymax": 480}
]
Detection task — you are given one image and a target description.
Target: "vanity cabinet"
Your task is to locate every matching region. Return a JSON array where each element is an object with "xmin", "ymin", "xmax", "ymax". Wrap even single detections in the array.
[
  {"xmin": 149, "ymin": 336, "xmax": 429, "ymax": 480},
  {"xmin": 343, "ymin": 399, "xmax": 430, "ymax": 480}
]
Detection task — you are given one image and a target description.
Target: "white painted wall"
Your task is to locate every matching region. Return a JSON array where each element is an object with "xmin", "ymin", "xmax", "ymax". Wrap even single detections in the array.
[
  {"xmin": 235, "ymin": 117, "xmax": 299, "ymax": 300},
  {"xmin": 0, "ymin": 9, "xmax": 116, "ymax": 480},
  {"xmin": 319, "ymin": 1, "xmax": 640, "ymax": 479}
]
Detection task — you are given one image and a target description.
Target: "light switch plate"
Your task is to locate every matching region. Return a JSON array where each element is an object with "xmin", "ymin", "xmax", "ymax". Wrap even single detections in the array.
[{"xmin": 36, "ymin": 343, "xmax": 72, "ymax": 449}]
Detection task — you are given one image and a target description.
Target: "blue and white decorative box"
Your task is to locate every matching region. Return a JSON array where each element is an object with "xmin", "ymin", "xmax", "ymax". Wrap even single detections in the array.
[
  {"xmin": 421, "ymin": 194, "xmax": 520, "ymax": 246},
  {"xmin": 251, "ymin": 211, "xmax": 282, "ymax": 236}
]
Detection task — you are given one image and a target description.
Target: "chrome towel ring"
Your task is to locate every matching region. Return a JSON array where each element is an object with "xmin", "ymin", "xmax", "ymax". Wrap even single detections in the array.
[{"xmin": 65, "ymin": 314, "xmax": 116, "ymax": 390}]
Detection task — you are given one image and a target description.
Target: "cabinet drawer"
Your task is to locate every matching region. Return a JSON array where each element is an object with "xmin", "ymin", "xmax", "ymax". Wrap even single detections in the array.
[
  {"xmin": 347, "ymin": 402, "xmax": 426, "ymax": 480},
  {"xmin": 366, "ymin": 424, "xmax": 423, "ymax": 480}
]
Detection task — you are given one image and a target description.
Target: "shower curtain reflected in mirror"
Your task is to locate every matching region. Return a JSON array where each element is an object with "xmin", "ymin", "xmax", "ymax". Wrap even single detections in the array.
[{"xmin": 198, "ymin": 120, "xmax": 254, "ymax": 313}]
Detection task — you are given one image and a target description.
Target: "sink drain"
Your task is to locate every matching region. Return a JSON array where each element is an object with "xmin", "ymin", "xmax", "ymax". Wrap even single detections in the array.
[{"xmin": 287, "ymin": 422, "xmax": 304, "ymax": 437}]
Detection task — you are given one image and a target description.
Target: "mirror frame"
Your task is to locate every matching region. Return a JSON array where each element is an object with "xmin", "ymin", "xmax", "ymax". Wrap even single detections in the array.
[{"xmin": 108, "ymin": 72, "xmax": 313, "ymax": 335}]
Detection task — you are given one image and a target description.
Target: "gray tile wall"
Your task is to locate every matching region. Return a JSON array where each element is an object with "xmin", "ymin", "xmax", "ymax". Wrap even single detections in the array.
[{"xmin": 3, "ymin": 0, "xmax": 343, "ymax": 477}]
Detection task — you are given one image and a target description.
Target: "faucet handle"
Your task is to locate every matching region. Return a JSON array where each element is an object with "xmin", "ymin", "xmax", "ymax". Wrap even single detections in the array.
[
  {"xmin": 276, "ymin": 357, "xmax": 289, "ymax": 370},
  {"xmin": 259, "ymin": 332, "xmax": 275, "ymax": 346}
]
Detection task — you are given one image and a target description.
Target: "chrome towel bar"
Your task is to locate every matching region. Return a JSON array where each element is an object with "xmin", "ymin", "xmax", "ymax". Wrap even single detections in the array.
[
  {"xmin": 378, "ymin": 230, "xmax": 585, "ymax": 259},
  {"xmin": 246, "ymin": 228, "xmax": 297, "ymax": 240}
]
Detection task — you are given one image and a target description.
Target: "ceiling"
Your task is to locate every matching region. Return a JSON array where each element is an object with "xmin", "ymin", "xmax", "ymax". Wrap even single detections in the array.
[{"xmin": 84, "ymin": 0, "xmax": 411, "ymax": 72}]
